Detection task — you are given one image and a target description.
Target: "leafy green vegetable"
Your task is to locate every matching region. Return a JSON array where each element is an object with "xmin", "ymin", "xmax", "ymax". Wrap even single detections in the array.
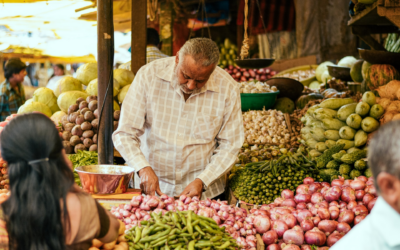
[{"xmin": 68, "ymin": 150, "xmax": 99, "ymax": 186}]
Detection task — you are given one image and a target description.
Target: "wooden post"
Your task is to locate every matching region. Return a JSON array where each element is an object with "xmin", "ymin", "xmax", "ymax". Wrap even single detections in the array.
[
  {"xmin": 97, "ymin": 0, "xmax": 114, "ymax": 165},
  {"xmin": 131, "ymin": 0, "xmax": 147, "ymax": 74}
]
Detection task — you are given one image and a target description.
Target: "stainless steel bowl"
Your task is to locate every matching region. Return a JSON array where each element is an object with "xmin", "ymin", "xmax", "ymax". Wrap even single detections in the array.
[{"xmin": 75, "ymin": 165, "xmax": 135, "ymax": 194}]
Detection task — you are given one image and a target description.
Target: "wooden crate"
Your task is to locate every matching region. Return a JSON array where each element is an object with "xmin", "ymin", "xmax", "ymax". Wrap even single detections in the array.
[{"xmin": 241, "ymin": 203, "xmax": 265, "ymax": 250}]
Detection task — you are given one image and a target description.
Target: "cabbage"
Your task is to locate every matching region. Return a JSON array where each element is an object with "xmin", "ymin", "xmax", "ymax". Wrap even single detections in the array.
[
  {"xmin": 51, "ymin": 111, "xmax": 67, "ymax": 126},
  {"xmin": 54, "ymin": 76, "xmax": 83, "ymax": 97},
  {"xmin": 86, "ymin": 78, "xmax": 120, "ymax": 97},
  {"xmin": 25, "ymin": 99, "xmax": 34, "ymax": 105},
  {"xmin": 18, "ymin": 101, "xmax": 52, "ymax": 117},
  {"xmin": 76, "ymin": 62, "xmax": 97, "ymax": 86},
  {"xmin": 316, "ymin": 61, "xmax": 335, "ymax": 82},
  {"xmin": 118, "ymin": 61, "xmax": 131, "ymax": 71},
  {"xmin": 114, "ymin": 100, "xmax": 120, "ymax": 111},
  {"xmin": 33, "ymin": 87, "xmax": 60, "ymax": 113},
  {"xmin": 118, "ymin": 84, "xmax": 131, "ymax": 103},
  {"xmin": 114, "ymin": 69, "xmax": 134, "ymax": 88},
  {"xmin": 57, "ymin": 91, "xmax": 89, "ymax": 112},
  {"xmin": 338, "ymin": 56, "xmax": 357, "ymax": 68}
]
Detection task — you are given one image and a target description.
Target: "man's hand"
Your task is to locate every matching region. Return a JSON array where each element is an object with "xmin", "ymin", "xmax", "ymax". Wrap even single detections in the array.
[
  {"xmin": 180, "ymin": 178, "xmax": 203, "ymax": 199},
  {"xmin": 138, "ymin": 167, "xmax": 164, "ymax": 196}
]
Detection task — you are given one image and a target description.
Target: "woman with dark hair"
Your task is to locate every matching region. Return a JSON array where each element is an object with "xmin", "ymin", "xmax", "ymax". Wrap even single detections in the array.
[
  {"xmin": 46, "ymin": 64, "xmax": 66, "ymax": 94},
  {"xmin": 0, "ymin": 113, "xmax": 119, "ymax": 250}
]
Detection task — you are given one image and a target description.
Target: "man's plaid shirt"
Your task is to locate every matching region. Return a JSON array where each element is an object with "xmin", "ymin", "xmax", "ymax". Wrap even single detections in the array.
[{"xmin": 0, "ymin": 80, "xmax": 25, "ymax": 121}]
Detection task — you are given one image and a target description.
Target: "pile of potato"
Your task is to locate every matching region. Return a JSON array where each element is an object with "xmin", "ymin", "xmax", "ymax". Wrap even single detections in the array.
[
  {"xmin": 89, "ymin": 221, "xmax": 127, "ymax": 250},
  {"xmin": 60, "ymin": 96, "xmax": 120, "ymax": 154}
]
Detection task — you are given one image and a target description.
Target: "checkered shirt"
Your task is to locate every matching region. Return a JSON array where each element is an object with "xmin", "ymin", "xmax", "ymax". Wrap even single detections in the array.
[
  {"xmin": 146, "ymin": 45, "xmax": 169, "ymax": 64},
  {"xmin": 0, "ymin": 80, "xmax": 25, "ymax": 122},
  {"xmin": 112, "ymin": 57, "xmax": 244, "ymax": 199}
]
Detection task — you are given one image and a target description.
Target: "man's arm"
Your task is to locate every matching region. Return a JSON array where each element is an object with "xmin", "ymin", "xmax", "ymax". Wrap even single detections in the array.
[{"xmin": 196, "ymin": 84, "xmax": 244, "ymax": 188}]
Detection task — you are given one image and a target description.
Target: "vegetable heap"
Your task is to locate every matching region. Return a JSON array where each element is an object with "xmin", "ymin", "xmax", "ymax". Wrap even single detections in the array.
[
  {"xmin": 385, "ymin": 33, "xmax": 400, "ymax": 53},
  {"xmin": 251, "ymin": 176, "xmax": 377, "ymax": 249},
  {"xmin": 68, "ymin": 150, "xmax": 98, "ymax": 185},
  {"xmin": 230, "ymin": 149, "xmax": 322, "ymax": 205},
  {"xmin": 125, "ymin": 210, "xmax": 237, "ymax": 250}
]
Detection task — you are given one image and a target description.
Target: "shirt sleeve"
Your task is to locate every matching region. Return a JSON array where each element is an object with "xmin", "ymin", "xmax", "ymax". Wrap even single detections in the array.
[
  {"xmin": 197, "ymin": 83, "xmax": 244, "ymax": 188},
  {"xmin": 112, "ymin": 67, "xmax": 151, "ymax": 173}
]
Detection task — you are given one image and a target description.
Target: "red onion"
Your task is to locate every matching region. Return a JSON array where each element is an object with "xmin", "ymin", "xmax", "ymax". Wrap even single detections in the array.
[
  {"xmin": 338, "ymin": 210, "xmax": 354, "ymax": 224},
  {"xmin": 321, "ymin": 182, "xmax": 331, "ymax": 188},
  {"xmin": 211, "ymin": 202, "xmax": 220, "ymax": 211},
  {"xmin": 341, "ymin": 187, "xmax": 356, "ymax": 202},
  {"xmin": 139, "ymin": 203, "xmax": 151, "ymax": 211},
  {"xmin": 275, "ymin": 197, "xmax": 285, "ymax": 206},
  {"xmin": 350, "ymin": 179, "xmax": 366, "ymax": 190},
  {"xmin": 248, "ymin": 241, "xmax": 257, "ymax": 248},
  {"xmin": 282, "ymin": 199, "xmax": 297, "ymax": 208},
  {"xmin": 343, "ymin": 179, "xmax": 353, "ymax": 186},
  {"xmin": 179, "ymin": 195, "xmax": 187, "ymax": 202},
  {"xmin": 271, "ymin": 213, "xmax": 281, "ymax": 221},
  {"xmin": 316, "ymin": 201, "xmax": 328, "ymax": 208},
  {"xmin": 368, "ymin": 197, "xmax": 377, "ymax": 211},
  {"xmin": 124, "ymin": 217, "xmax": 132, "ymax": 224},
  {"xmin": 281, "ymin": 214, "xmax": 297, "ymax": 229},
  {"xmin": 336, "ymin": 222, "xmax": 351, "ymax": 234},
  {"xmin": 355, "ymin": 190, "xmax": 365, "ymax": 201},
  {"xmin": 320, "ymin": 187, "xmax": 329, "ymax": 196},
  {"xmin": 164, "ymin": 197, "xmax": 174, "ymax": 205},
  {"xmin": 353, "ymin": 205, "xmax": 368, "ymax": 216},
  {"xmin": 212, "ymin": 215, "xmax": 221, "ymax": 225},
  {"xmin": 130, "ymin": 200, "xmax": 140, "ymax": 207},
  {"xmin": 273, "ymin": 220, "xmax": 289, "ymax": 238},
  {"xmin": 347, "ymin": 201, "xmax": 357, "ymax": 210},
  {"xmin": 362, "ymin": 193, "xmax": 375, "ymax": 206},
  {"xmin": 296, "ymin": 210, "xmax": 312, "ymax": 223},
  {"xmin": 329, "ymin": 201, "xmax": 339, "ymax": 207},
  {"xmin": 244, "ymin": 223, "xmax": 253, "ymax": 230},
  {"xmin": 184, "ymin": 197, "xmax": 192, "ymax": 205},
  {"xmin": 292, "ymin": 210, "xmax": 299, "ymax": 219},
  {"xmin": 130, "ymin": 214, "xmax": 137, "ymax": 220},
  {"xmin": 282, "ymin": 244, "xmax": 301, "ymax": 250},
  {"xmin": 303, "ymin": 177, "xmax": 314, "ymax": 184},
  {"xmin": 304, "ymin": 228, "xmax": 326, "ymax": 246},
  {"xmin": 246, "ymin": 235, "xmax": 256, "ymax": 242},
  {"xmin": 166, "ymin": 204, "xmax": 175, "ymax": 211},
  {"xmin": 122, "ymin": 210, "xmax": 131, "ymax": 217},
  {"xmin": 135, "ymin": 209, "xmax": 142, "ymax": 220},
  {"xmin": 318, "ymin": 220, "xmax": 338, "ymax": 234},
  {"xmin": 124, "ymin": 204, "xmax": 132, "ymax": 211},
  {"xmin": 282, "ymin": 189, "xmax": 294, "ymax": 199},
  {"xmin": 240, "ymin": 228, "xmax": 247, "ymax": 236},
  {"xmin": 246, "ymin": 215, "xmax": 255, "ymax": 224},
  {"xmin": 263, "ymin": 230, "xmax": 279, "ymax": 245},
  {"xmin": 296, "ymin": 184, "xmax": 310, "ymax": 195},
  {"xmin": 357, "ymin": 176, "xmax": 368, "ymax": 182},
  {"xmin": 331, "ymin": 179, "xmax": 344, "ymax": 187},
  {"xmin": 257, "ymin": 210, "xmax": 270, "ymax": 217},
  {"xmin": 274, "ymin": 207, "xmax": 292, "ymax": 215},
  {"xmin": 365, "ymin": 185, "xmax": 377, "ymax": 196},
  {"xmin": 324, "ymin": 186, "xmax": 342, "ymax": 202},
  {"xmin": 283, "ymin": 226, "xmax": 305, "ymax": 245},
  {"xmin": 296, "ymin": 203, "xmax": 307, "ymax": 210},
  {"xmin": 294, "ymin": 194, "xmax": 311, "ymax": 204},
  {"xmin": 311, "ymin": 217, "xmax": 321, "ymax": 226},
  {"xmin": 306, "ymin": 203, "xmax": 313, "ymax": 209},
  {"xmin": 246, "ymin": 229, "xmax": 254, "ymax": 235},
  {"xmin": 300, "ymin": 245, "xmax": 311, "ymax": 250},
  {"xmin": 354, "ymin": 215, "xmax": 366, "ymax": 225},
  {"xmin": 317, "ymin": 207, "xmax": 330, "ymax": 220},
  {"xmin": 114, "ymin": 212, "xmax": 122, "ymax": 219},
  {"xmin": 143, "ymin": 214, "xmax": 151, "ymax": 221},
  {"xmin": 311, "ymin": 193, "xmax": 324, "ymax": 204},
  {"xmin": 267, "ymin": 244, "xmax": 281, "ymax": 250},
  {"xmin": 254, "ymin": 215, "xmax": 271, "ymax": 234},
  {"xmin": 308, "ymin": 183, "xmax": 323, "ymax": 194},
  {"xmin": 327, "ymin": 231, "xmax": 344, "ymax": 247},
  {"xmin": 300, "ymin": 219, "xmax": 314, "ymax": 232}
]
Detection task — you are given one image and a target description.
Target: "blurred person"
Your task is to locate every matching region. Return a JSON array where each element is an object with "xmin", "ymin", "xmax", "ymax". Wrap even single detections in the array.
[
  {"xmin": 47, "ymin": 64, "xmax": 65, "ymax": 93},
  {"xmin": 331, "ymin": 121, "xmax": 400, "ymax": 250},
  {"xmin": 0, "ymin": 113, "xmax": 120, "ymax": 250},
  {"xmin": 0, "ymin": 58, "xmax": 26, "ymax": 121}
]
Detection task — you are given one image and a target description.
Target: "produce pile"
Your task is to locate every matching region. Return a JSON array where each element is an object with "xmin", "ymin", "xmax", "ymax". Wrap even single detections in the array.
[
  {"xmin": 90, "ymin": 221, "xmax": 128, "ymax": 250},
  {"xmin": 374, "ymin": 80, "xmax": 400, "ymax": 124},
  {"xmin": 224, "ymin": 66, "xmax": 276, "ymax": 83},
  {"xmin": 110, "ymin": 195, "xmax": 258, "ymax": 249},
  {"xmin": 230, "ymin": 149, "xmax": 322, "ymax": 205},
  {"xmin": 300, "ymin": 92, "xmax": 383, "ymax": 157},
  {"xmin": 384, "ymin": 33, "xmax": 400, "ymax": 53},
  {"xmin": 218, "ymin": 38, "xmax": 238, "ymax": 69},
  {"xmin": 279, "ymin": 68, "xmax": 315, "ymax": 84},
  {"xmin": 239, "ymin": 81, "xmax": 278, "ymax": 94},
  {"xmin": 253, "ymin": 176, "xmax": 377, "ymax": 249},
  {"xmin": 59, "ymin": 95, "xmax": 121, "ymax": 154},
  {"xmin": 68, "ymin": 150, "xmax": 98, "ymax": 186},
  {"xmin": 125, "ymin": 210, "xmax": 238, "ymax": 250}
]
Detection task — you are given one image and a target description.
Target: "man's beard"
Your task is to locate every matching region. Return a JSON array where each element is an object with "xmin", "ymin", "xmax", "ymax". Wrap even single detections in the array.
[{"xmin": 174, "ymin": 64, "xmax": 201, "ymax": 95}]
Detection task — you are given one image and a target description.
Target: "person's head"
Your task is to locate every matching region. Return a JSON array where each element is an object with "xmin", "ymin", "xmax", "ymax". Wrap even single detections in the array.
[
  {"xmin": 369, "ymin": 120, "xmax": 400, "ymax": 213},
  {"xmin": 147, "ymin": 28, "xmax": 160, "ymax": 46},
  {"xmin": 4, "ymin": 58, "xmax": 26, "ymax": 85},
  {"xmin": 53, "ymin": 64, "xmax": 65, "ymax": 76},
  {"xmin": 174, "ymin": 38, "xmax": 220, "ymax": 94},
  {"xmin": 0, "ymin": 113, "xmax": 75, "ymax": 249}
]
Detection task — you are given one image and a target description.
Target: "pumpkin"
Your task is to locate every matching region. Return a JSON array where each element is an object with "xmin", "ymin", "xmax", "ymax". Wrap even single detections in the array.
[
  {"xmin": 364, "ymin": 64, "xmax": 400, "ymax": 91},
  {"xmin": 296, "ymin": 93, "xmax": 324, "ymax": 109}
]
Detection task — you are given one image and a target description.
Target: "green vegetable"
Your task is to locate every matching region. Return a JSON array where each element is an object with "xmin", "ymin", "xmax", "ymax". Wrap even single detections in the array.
[
  {"xmin": 306, "ymin": 139, "xmax": 318, "ymax": 149},
  {"xmin": 336, "ymin": 139, "xmax": 355, "ymax": 150},
  {"xmin": 68, "ymin": 150, "xmax": 99, "ymax": 186},
  {"xmin": 326, "ymin": 160, "xmax": 340, "ymax": 169},
  {"xmin": 311, "ymin": 127, "xmax": 326, "ymax": 142},
  {"xmin": 341, "ymin": 150, "xmax": 367, "ymax": 164},
  {"xmin": 347, "ymin": 147, "xmax": 361, "ymax": 154},
  {"xmin": 337, "ymin": 103, "xmax": 358, "ymax": 121},
  {"xmin": 315, "ymin": 144, "xmax": 345, "ymax": 169},
  {"xmin": 324, "ymin": 130, "xmax": 341, "ymax": 141},
  {"xmin": 310, "ymin": 149, "xmax": 323, "ymax": 158},
  {"xmin": 332, "ymin": 151, "xmax": 346, "ymax": 162},
  {"xmin": 346, "ymin": 114, "xmax": 362, "ymax": 129},
  {"xmin": 319, "ymin": 98, "xmax": 355, "ymax": 110},
  {"xmin": 354, "ymin": 130, "xmax": 368, "ymax": 147},
  {"xmin": 339, "ymin": 126, "xmax": 356, "ymax": 140},
  {"xmin": 354, "ymin": 160, "xmax": 367, "ymax": 170},
  {"xmin": 313, "ymin": 108, "xmax": 338, "ymax": 121},
  {"xmin": 339, "ymin": 164, "xmax": 351, "ymax": 175},
  {"xmin": 322, "ymin": 118, "xmax": 347, "ymax": 130},
  {"xmin": 325, "ymin": 140, "xmax": 337, "ymax": 149},
  {"xmin": 319, "ymin": 169, "xmax": 340, "ymax": 182},
  {"xmin": 364, "ymin": 168, "xmax": 373, "ymax": 178},
  {"xmin": 350, "ymin": 169, "xmax": 362, "ymax": 179},
  {"xmin": 315, "ymin": 142, "xmax": 327, "ymax": 152}
]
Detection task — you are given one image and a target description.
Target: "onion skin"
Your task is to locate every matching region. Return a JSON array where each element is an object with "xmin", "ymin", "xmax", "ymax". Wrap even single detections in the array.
[
  {"xmin": 336, "ymin": 222, "xmax": 351, "ymax": 234},
  {"xmin": 300, "ymin": 219, "xmax": 314, "ymax": 232},
  {"xmin": 341, "ymin": 187, "xmax": 356, "ymax": 202},
  {"xmin": 328, "ymin": 206, "xmax": 340, "ymax": 220},
  {"xmin": 316, "ymin": 201, "xmax": 328, "ymax": 208},
  {"xmin": 296, "ymin": 203, "xmax": 307, "ymax": 210},
  {"xmin": 294, "ymin": 194, "xmax": 311, "ymax": 204},
  {"xmin": 317, "ymin": 207, "xmax": 330, "ymax": 220},
  {"xmin": 365, "ymin": 185, "xmax": 377, "ymax": 196},
  {"xmin": 368, "ymin": 197, "xmax": 377, "ymax": 211},
  {"xmin": 273, "ymin": 220, "xmax": 289, "ymax": 238},
  {"xmin": 254, "ymin": 215, "xmax": 271, "ymax": 234},
  {"xmin": 331, "ymin": 179, "xmax": 344, "ymax": 187},
  {"xmin": 321, "ymin": 182, "xmax": 331, "ymax": 188},
  {"xmin": 350, "ymin": 179, "xmax": 366, "ymax": 191},
  {"xmin": 263, "ymin": 230, "xmax": 279, "ymax": 245},
  {"xmin": 309, "ymin": 183, "xmax": 323, "ymax": 194},
  {"xmin": 327, "ymin": 231, "xmax": 345, "ymax": 247},
  {"xmin": 275, "ymin": 197, "xmax": 285, "ymax": 206},
  {"xmin": 300, "ymin": 245, "xmax": 312, "ymax": 250},
  {"xmin": 329, "ymin": 201, "xmax": 339, "ymax": 207},
  {"xmin": 282, "ymin": 243, "xmax": 301, "ymax": 250},
  {"xmin": 338, "ymin": 210, "xmax": 355, "ymax": 224},
  {"xmin": 304, "ymin": 227, "xmax": 326, "ymax": 246},
  {"xmin": 281, "ymin": 214, "xmax": 297, "ymax": 229},
  {"xmin": 296, "ymin": 185, "xmax": 310, "ymax": 195},
  {"xmin": 282, "ymin": 189, "xmax": 295, "ymax": 199},
  {"xmin": 347, "ymin": 200, "xmax": 357, "ymax": 210},
  {"xmin": 282, "ymin": 199, "xmax": 297, "ymax": 208},
  {"xmin": 358, "ymin": 176, "xmax": 368, "ymax": 182},
  {"xmin": 267, "ymin": 244, "xmax": 281, "ymax": 250},
  {"xmin": 343, "ymin": 179, "xmax": 353, "ymax": 186},
  {"xmin": 355, "ymin": 190, "xmax": 365, "ymax": 201},
  {"xmin": 297, "ymin": 210, "xmax": 313, "ymax": 223},
  {"xmin": 354, "ymin": 215, "xmax": 367, "ymax": 225},
  {"xmin": 318, "ymin": 220, "xmax": 338, "ymax": 234},
  {"xmin": 324, "ymin": 186, "xmax": 342, "ymax": 202},
  {"xmin": 283, "ymin": 226, "xmax": 304, "ymax": 246},
  {"xmin": 352, "ymin": 205, "xmax": 368, "ymax": 216},
  {"xmin": 303, "ymin": 177, "xmax": 314, "ymax": 184},
  {"xmin": 312, "ymin": 217, "xmax": 321, "ymax": 226},
  {"xmin": 271, "ymin": 213, "xmax": 282, "ymax": 221},
  {"xmin": 311, "ymin": 193, "xmax": 324, "ymax": 204},
  {"xmin": 363, "ymin": 193, "xmax": 375, "ymax": 206}
]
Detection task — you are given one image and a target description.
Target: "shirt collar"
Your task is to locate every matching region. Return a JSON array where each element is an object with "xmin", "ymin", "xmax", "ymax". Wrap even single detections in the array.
[
  {"xmin": 156, "ymin": 56, "xmax": 220, "ymax": 94},
  {"xmin": 370, "ymin": 197, "xmax": 400, "ymax": 247}
]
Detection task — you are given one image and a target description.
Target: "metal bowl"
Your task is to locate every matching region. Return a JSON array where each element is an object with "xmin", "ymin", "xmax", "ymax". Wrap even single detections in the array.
[
  {"xmin": 266, "ymin": 77, "xmax": 304, "ymax": 101},
  {"xmin": 327, "ymin": 65, "xmax": 352, "ymax": 81},
  {"xmin": 75, "ymin": 165, "xmax": 135, "ymax": 194},
  {"xmin": 358, "ymin": 48, "xmax": 400, "ymax": 69},
  {"xmin": 235, "ymin": 58, "xmax": 275, "ymax": 69}
]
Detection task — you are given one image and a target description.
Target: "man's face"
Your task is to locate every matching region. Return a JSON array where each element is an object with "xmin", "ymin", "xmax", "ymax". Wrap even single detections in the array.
[
  {"xmin": 377, "ymin": 172, "xmax": 400, "ymax": 214},
  {"xmin": 174, "ymin": 54, "xmax": 215, "ymax": 94},
  {"xmin": 10, "ymin": 69, "xmax": 26, "ymax": 84}
]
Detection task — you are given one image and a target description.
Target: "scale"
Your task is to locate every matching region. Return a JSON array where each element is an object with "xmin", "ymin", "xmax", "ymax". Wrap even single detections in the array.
[{"xmin": 235, "ymin": 0, "xmax": 275, "ymax": 69}]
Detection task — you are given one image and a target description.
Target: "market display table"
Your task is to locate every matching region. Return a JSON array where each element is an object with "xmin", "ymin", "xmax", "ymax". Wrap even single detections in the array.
[{"xmin": 93, "ymin": 188, "xmax": 141, "ymax": 210}]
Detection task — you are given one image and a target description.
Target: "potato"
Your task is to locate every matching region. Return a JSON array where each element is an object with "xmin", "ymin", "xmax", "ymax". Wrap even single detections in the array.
[
  {"xmin": 74, "ymin": 144, "xmax": 86, "ymax": 153},
  {"xmin": 62, "ymin": 131, "xmax": 72, "ymax": 141},
  {"xmin": 117, "ymin": 234, "xmax": 127, "ymax": 242},
  {"xmin": 102, "ymin": 240, "xmax": 116, "ymax": 250},
  {"xmin": 115, "ymin": 242, "xmax": 128, "ymax": 250},
  {"xmin": 84, "ymin": 111, "xmax": 95, "ymax": 122},
  {"xmin": 79, "ymin": 101, "xmax": 88, "ymax": 110},
  {"xmin": 92, "ymin": 239, "xmax": 103, "ymax": 248},
  {"xmin": 89, "ymin": 100, "xmax": 98, "ymax": 111},
  {"xmin": 68, "ymin": 112, "xmax": 79, "ymax": 123},
  {"xmin": 81, "ymin": 121, "xmax": 92, "ymax": 131},
  {"xmin": 75, "ymin": 115, "xmax": 85, "ymax": 125},
  {"xmin": 113, "ymin": 121, "xmax": 119, "ymax": 131},
  {"xmin": 84, "ymin": 138, "xmax": 93, "ymax": 148},
  {"xmin": 119, "ymin": 220, "xmax": 125, "ymax": 235},
  {"xmin": 68, "ymin": 104, "xmax": 79, "ymax": 115},
  {"xmin": 93, "ymin": 134, "xmax": 98, "ymax": 144},
  {"xmin": 87, "ymin": 95, "xmax": 97, "ymax": 103},
  {"xmin": 64, "ymin": 123, "xmax": 75, "ymax": 132},
  {"xmin": 76, "ymin": 97, "xmax": 85, "ymax": 104},
  {"xmin": 61, "ymin": 115, "xmax": 69, "ymax": 127},
  {"xmin": 71, "ymin": 125, "xmax": 83, "ymax": 137},
  {"xmin": 114, "ymin": 110, "xmax": 120, "ymax": 121},
  {"xmin": 91, "ymin": 119, "xmax": 99, "ymax": 130},
  {"xmin": 70, "ymin": 135, "xmax": 81, "ymax": 146},
  {"xmin": 62, "ymin": 141, "xmax": 73, "ymax": 154},
  {"xmin": 94, "ymin": 109, "xmax": 99, "ymax": 118},
  {"xmin": 89, "ymin": 144, "xmax": 98, "ymax": 152},
  {"xmin": 83, "ymin": 130, "xmax": 94, "ymax": 138}
]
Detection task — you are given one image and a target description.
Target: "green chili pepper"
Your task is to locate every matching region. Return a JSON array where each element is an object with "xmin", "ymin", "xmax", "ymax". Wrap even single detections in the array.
[
  {"xmin": 134, "ymin": 227, "xmax": 141, "ymax": 243},
  {"xmin": 215, "ymin": 241, "xmax": 230, "ymax": 249},
  {"xmin": 188, "ymin": 240, "xmax": 196, "ymax": 250}
]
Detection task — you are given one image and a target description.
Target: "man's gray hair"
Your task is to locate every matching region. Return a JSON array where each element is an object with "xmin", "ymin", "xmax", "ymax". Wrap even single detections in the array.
[
  {"xmin": 178, "ymin": 38, "xmax": 220, "ymax": 67},
  {"xmin": 369, "ymin": 120, "xmax": 400, "ymax": 192}
]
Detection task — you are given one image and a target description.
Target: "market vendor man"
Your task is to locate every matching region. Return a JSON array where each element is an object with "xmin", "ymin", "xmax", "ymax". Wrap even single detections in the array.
[{"xmin": 113, "ymin": 38, "xmax": 244, "ymax": 199}]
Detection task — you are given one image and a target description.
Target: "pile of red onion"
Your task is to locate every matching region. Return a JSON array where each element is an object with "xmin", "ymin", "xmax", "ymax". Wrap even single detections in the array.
[
  {"xmin": 224, "ymin": 65, "xmax": 276, "ymax": 82},
  {"xmin": 247, "ymin": 176, "xmax": 378, "ymax": 250},
  {"xmin": 110, "ymin": 194, "xmax": 257, "ymax": 249}
]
